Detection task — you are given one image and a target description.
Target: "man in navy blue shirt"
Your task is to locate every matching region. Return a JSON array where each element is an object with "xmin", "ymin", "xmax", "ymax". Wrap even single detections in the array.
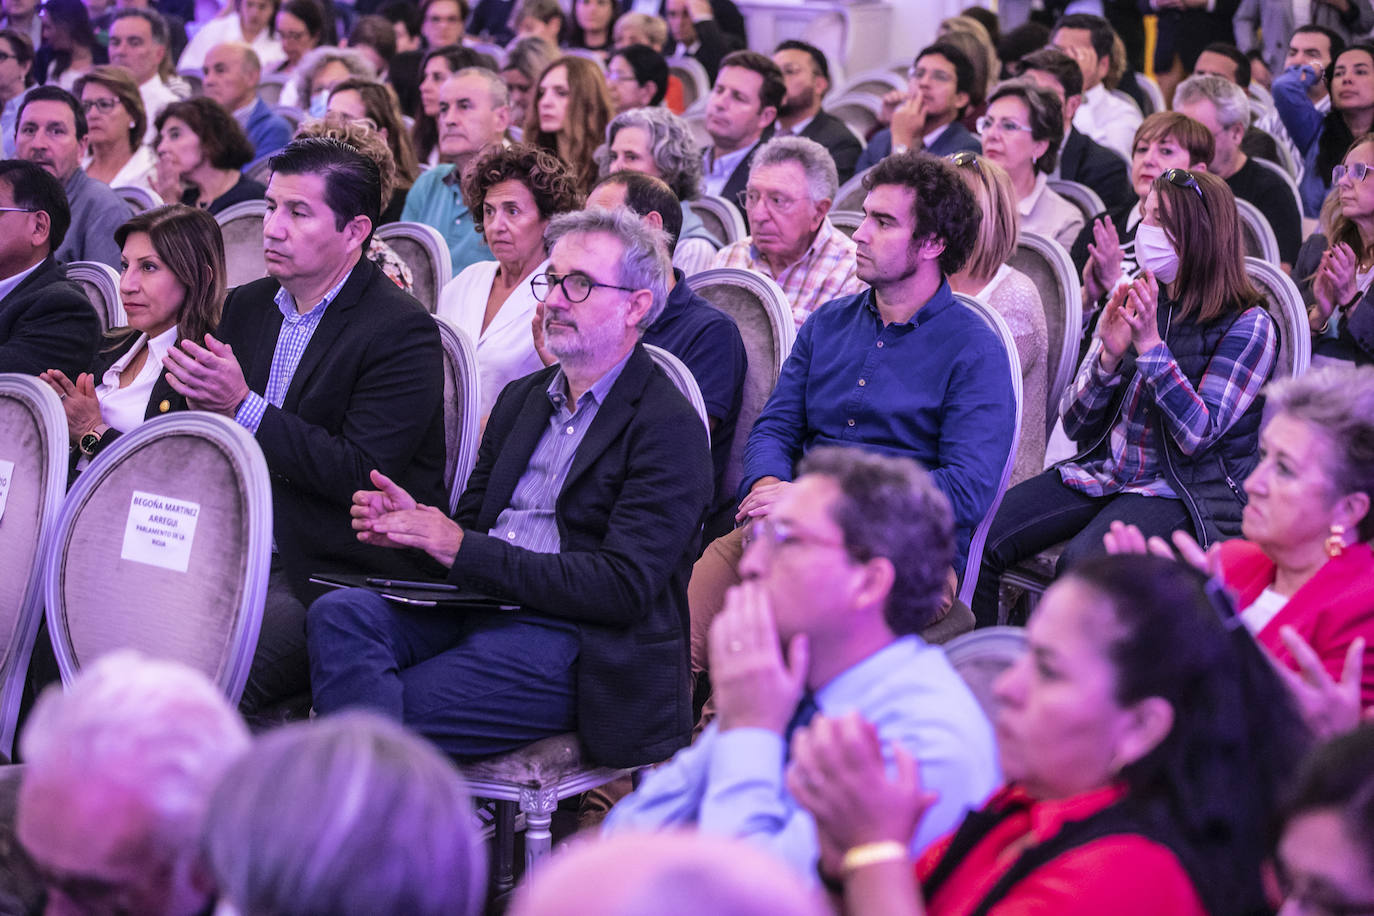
[{"xmin": 687, "ymin": 151, "xmax": 1017, "ymax": 676}]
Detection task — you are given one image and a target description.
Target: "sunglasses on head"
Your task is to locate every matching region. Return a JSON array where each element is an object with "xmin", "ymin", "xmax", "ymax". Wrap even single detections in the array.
[
  {"xmin": 1161, "ymin": 168, "xmax": 1203, "ymax": 199},
  {"xmin": 947, "ymin": 151, "xmax": 981, "ymax": 172}
]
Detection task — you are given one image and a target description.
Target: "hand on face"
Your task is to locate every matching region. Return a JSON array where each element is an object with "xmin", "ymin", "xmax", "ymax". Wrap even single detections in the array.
[{"xmin": 708, "ymin": 580, "xmax": 809, "ymax": 734}]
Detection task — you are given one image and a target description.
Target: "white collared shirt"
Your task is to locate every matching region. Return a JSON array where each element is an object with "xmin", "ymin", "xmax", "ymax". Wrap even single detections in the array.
[
  {"xmin": 702, "ymin": 143, "xmax": 754, "ymax": 197},
  {"xmin": 97, "ymin": 326, "xmax": 179, "ymax": 433},
  {"xmin": 1073, "ymin": 84, "xmax": 1142, "ymax": 162}
]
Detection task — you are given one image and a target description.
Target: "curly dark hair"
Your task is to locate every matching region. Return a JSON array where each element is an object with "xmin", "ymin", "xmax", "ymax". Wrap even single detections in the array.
[
  {"xmin": 156, "ymin": 97, "xmax": 256, "ymax": 170},
  {"xmin": 459, "ymin": 142, "xmax": 582, "ymax": 236},
  {"xmin": 862, "ymin": 151, "xmax": 981, "ymax": 276}
]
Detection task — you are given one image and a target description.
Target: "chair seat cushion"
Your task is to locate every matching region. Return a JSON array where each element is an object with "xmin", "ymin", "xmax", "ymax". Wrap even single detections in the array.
[{"xmin": 459, "ymin": 732, "xmax": 587, "ymax": 786}]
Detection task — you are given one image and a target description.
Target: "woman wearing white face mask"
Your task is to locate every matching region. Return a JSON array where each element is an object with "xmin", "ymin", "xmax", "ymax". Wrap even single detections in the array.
[{"xmin": 972, "ymin": 168, "xmax": 1279, "ymax": 627}]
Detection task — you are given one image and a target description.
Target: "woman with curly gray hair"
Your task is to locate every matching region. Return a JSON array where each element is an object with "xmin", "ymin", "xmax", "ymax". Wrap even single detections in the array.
[
  {"xmin": 436, "ymin": 142, "xmax": 582, "ymax": 418},
  {"xmin": 595, "ymin": 106, "xmax": 717, "ymax": 274}
]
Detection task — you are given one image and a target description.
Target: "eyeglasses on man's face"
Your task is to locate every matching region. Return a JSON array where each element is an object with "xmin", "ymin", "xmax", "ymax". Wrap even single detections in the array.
[
  {"xmin": 530, "ymin": 271, "xmax": 636, "ymax": 303},
  {"xmin": 736, "ymin": 188, "xmax": 804, "ymax": 214}
]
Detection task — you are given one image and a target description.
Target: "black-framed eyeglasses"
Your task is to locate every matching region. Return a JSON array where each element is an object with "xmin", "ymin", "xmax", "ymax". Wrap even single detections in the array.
[
  {"xmin": 530, "ymin": 271, "xmax": 636, "ymax": 303},
  {"xmin": 947, "ymin": 151, "xmax": 982, "ymax": 172},
  {"xmin": 1333, "ymin": 162, "xmax": 1372, "ymax": 184},
  {"xmin": 1161, "ymin": 167, "xmax": 1203, "ymax": 199},
  {"xmin": 80, "ymin": 98, "xmax": 120, "ymax": 114}
]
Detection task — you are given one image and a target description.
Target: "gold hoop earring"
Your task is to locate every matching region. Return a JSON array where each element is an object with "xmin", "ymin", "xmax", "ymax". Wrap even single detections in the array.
[{"xmin": 1326, "ymin": 524, "xmax": 1347, "ymax": 558}]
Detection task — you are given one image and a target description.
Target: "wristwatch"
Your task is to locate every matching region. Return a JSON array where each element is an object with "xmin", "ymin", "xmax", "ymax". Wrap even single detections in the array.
[{"xmin": 79, "ymin": 425, "xmax": 110, "ymax": 457}]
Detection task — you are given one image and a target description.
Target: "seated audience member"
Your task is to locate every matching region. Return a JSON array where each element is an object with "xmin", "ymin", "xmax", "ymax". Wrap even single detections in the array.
[
  {"xmin": 613, "ymin": 12, "xmax": 669, "ymax": 55},
  {"xmin": 419, "ymin": 0, "xmax": 467, "ymax": 51},
  {"xmin": 34, "ymin": 0, "xmax": 103, "ymax": 91},
  {"xmin": 293, "ymin": 46, "xmax": 377, "ymax": 121},
  {"xmin": 689, "ymin": 152, "xmax": 1015, "ymax": 673},
  {"xmin": 346, "ymin": 15, "xmax": 400, "ymax": 86},
  {"xmin": 153, "ymin": 97, "xmax": 265, "ymax": 213},
  {"xmin": 163, "ymin": 138, "xmax": 447, "ymax": 716},
  {"xmin": 0, "ymin": 28, "xmax": 33, "ymax": 159},
  {"xmin": 1274, "ymin": 725, "xmax": 1374, "ymax": 915},
  {"xmin": 1017, "ymin": 47, "xmax": 1132, "ymax": 212},
  {"xmin": 791, "ymin": 554, "xmax": 1311, "ymax": 916},
  {"xmin": 936, "ymin": 16, "xmax": 998, "ymax": 123},
  {"xmin": 1296, "ymin": 133, "xmax": 1374, "ymax": 365},
  {"xmin": 325, "ymin": 77, "xmax": 420, "ymax": 223},
  {"xmin": 1105, "ymin": 365, "xmax": 1374, "ymax": 707},
  {"xmin": 1049, "ymin": 14, "xmax": 1141, "ymax": 162},
  {"xmin": 1189, "ymin": 41, "xmax": 1295, "ymax": 173},
  {"xmin": 76, "ymin": 66, "xmax": 160, "ymax": 200},
  {"xmin": 306, "ymin": 207, "xmax": 713, "ymax": 767},
  {"xmin": 713, "ymin": 135, "xmax": 863, "ymax": 327},
  {"xmin": 596, "ymin": 106, "xmax": 719, "ymax": 275},
  {"xmin": 663, "ymin": 0, "xmax": 743, "ymax": 83},
  {"xmin": 270, "ymin": 0, "xmax": 324, "ymax": 92},
  {"xmin": 1073, "ymin": 112, "xmax": 1213, "ymax": 311},
  {"xmin": 947, "ymin": 152, "xmax": 1048, "ymax": 483},
  {"xmin": 0, "ymin": 160, "xmax": 98, "ymax": 377},
  {"xmin": 294, "ymin": 113, "xmax": 416, "ymax": 293},
  {"xmin": 581, "ymin": 170, "xmax": 747, "ymax": 536},
  {"xmin": 606, "ymin": 43, "xmax": 668, "ymax": 114},
  {"xmin": 467, "ymin": 0, "xmax": 517, "ymax": 45},
  {"xmin": 979, "ymin": 79, "xmax": 1082, "ymax": 248},
  {"xmin": 41, "ymin": 205, "xmax": 223, "ymax": 464},
  {"xmin": 772, "ymin": 40, "xmax": 861, "ymax": 185},
  {"xmin": 16, "ymin": 86, "xmax": 133, "ymax": 269},
  {"xmin": 513, "ymin": 0, "xmax": 565, "ymax": 49},
  {"xmin": 1275, "ymin": 41, "xmax": 1374, "ymax": 218},
  {"xmin": 566, "ymin": 0, "xmax": 619, "ymax": 60},
  {"xmin": 1266, "ymin": 25, "xmax": 1346, "ymax": 185},
  {"xmin": 204, "ymin": 713, "xmax": 485, "ymax": 916},
  {"xmin": 607, "ymin": 448, "xmax": 999, "ymax": 872},
  {"xmin": 500, "ymin": 36, "xmax": 557, "ymax": 138},
  {"xmin": 856, "ymin": 42, "xmax": 983, "ymax": 174},
  {"xmin": 412, "ymin": 45, "xmax": 490, "ymax": 165},
  {"xmin": 107, "ymin": 9, "xmax": 179, "ymax": 138},
  {"xmin": 525, "ymin": 56, "xmax": 614, "ymax": 195},
  {"xmin": 202, "ymin": 42, "xmax": 293, "ymax": 164},
  {"xmin": 974, "ymin": 170, "xmax": 1277, "ymax": 627},
  {"xmin": 178, "ymin": 0, "xmax": 284, "ymax": 72},
  {"xmin": 437, "ymin": 143, "xmax": 581, "ymax": 417},
  {"xmin": 700, "ymin": 50, "xmax": 782, "ymax": 201},
  {"xmin": 16, "ymin": 651, "xmax": 250, "ymax": 916},
  {"xmin": 402, "ymin": 67, "xmax": 508, "ymax": 276},
  {"xmin": 512, "ymin": 833, "xmax": 829, "ymax": 916},
  {"xmin": 1174, "ymin": 74, "xmax": 1301, "ymax": 272}
]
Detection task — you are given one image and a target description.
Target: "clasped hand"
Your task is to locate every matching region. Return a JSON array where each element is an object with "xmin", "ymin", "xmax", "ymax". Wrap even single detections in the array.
[
  {"xmin": 162, "ymin": 335, "xmax": 250, "ymax": 416},
  {"xmin": 1096, "ymin": 271, "xmax": 1162, "ymax": 372},
  {"xmin": 39, "ymin": 368, "xmax": 103, "ymax": 443},
  {"xmin": 352, "ymin": 469, "xmax": 463, "ymax": 567},
  {"xmin": 1312, "ymin": 243, "xmax": 1358, "ymax": 329}
]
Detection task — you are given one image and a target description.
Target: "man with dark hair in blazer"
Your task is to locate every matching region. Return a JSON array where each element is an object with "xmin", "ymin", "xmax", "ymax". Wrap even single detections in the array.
[
  {"xmin": 0, "ymin": 159, "xmax": 98, "ymax": 378},
  {"xmin": 163, "ymin": 138, "xmax": 447, "ymax": 718},
  {"xmin": 701, "ymin": 50, "xmax": 783, "ymax": 205},
  {"xmin": 772, "ymin": 40, "xmax": 861, "ymax": 184},
  {"xmin": 854, "ymin": 42, "xmax": 983, "ymax": 174},
  {"xmin": 306, "ymin": 207, "xmax": 713, "ymax": 768}
]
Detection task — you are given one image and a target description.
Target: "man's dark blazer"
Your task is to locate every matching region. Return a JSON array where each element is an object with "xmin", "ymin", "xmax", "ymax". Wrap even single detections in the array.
[
  {"xmin": 1059, "ymin": 127, "xmax": 1133, "ymax": 213},
  {"xmin": 215, "ymin": 256, "xmax": 447, "ymax": 602},
  {"xmin": 854, "ymin": 120, "xmax": 982, "ymax": 174},
  {"xmin": 445, "ymin": 344, "xmax": 713, "ymax": 768},
  {"xmin": 1145, "ymin": 0, "xmax": 1241, "ymax": 74},
  {"xmin": 670, "ymin": 16, "xmax": 745, "ymax": 82},
  {"xmin": 0, "ymin": 256, "xmax": 99, "ymax": 379},
  {"xmin": 799, "ymin": 110, "xmax": 863, "ymax": 185}
]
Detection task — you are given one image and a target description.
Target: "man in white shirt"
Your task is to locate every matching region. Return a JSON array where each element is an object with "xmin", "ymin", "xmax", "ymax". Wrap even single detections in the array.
[
  {"xmin": 108, "ymin": 9, "xmax": 180, "ymax": 142},
  {"xmin": 1051, "ymin": 14, "xmax": 1142, "ymax": 161},
  {"xmin": 700, "ymin": 50, "xmax": 781, "ymax": 204}
]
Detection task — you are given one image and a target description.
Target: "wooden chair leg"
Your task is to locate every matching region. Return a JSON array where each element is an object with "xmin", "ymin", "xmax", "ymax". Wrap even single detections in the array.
[{"xmin": 494, "ymin": 800, "xmax": 517, "ymax": 894}]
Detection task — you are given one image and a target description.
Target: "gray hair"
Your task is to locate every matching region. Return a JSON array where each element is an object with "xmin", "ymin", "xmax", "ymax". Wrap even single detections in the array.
[
  {"xmin": 796, "ymin": 446, "xmax": 954, "ymax": 634},
  {"xmin": 750, "ymin": 134, "xmax": 838, "ymax": 202},
  {"xmin": 1174, "ymin": 73, "xmax": 1251, "ymax": 131},
  {"xmin": 545, "ymin": 206, "xmax": 672, "ymax": 327},
  {"xmin": 19, "ymin": 650, "xmax": 250, "ymax": 860},
  {"xmin": 1264, "ymin": 365, "xmax": 1374, "ymax": 541},
  {"xmin": 294, "ymin": 46, "xmax": 377, "ymax": 109},
  {"xmin": 987, "ymin": 78, "xmax": 1065, "ymax": 173},
  {"xmin": 594, "ymin": 106, "xmax": 703, "ymax": 202},
  {"xmin": 204, "ymin": 712, "xmax": 485, "ymax": 916},
  {"xmin": 504, "ymin": 35, "xmax": 557, "ymax": 84},
  {"xmin": 453, "ymin": 65, "xmax": 510, "ymax": 109}
]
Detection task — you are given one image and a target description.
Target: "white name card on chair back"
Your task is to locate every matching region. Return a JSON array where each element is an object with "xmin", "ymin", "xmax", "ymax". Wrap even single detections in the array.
[{"xmin": 120, "ymin": 490, "xmax": 201, "ymax": 572}]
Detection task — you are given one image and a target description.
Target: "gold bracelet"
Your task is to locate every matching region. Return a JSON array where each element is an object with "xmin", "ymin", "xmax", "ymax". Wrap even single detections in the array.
[{"xmin": 840, "ymin": 841, "xmax": 908, "ymax": 875}]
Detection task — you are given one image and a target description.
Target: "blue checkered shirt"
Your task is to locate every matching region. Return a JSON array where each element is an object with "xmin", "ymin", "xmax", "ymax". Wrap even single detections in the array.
[{"xmin": 234, "ymin": 270, "xmax": 355, "ymax": 433}]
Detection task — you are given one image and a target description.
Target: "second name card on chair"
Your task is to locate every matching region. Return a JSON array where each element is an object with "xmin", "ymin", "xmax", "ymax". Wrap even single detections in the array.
[
  {"xmin": 0, "ymin": 458, "xmax": 11, "ymax": 522},
  {"xmin": 120, "ymin": 491, "xmax": 201, "ymax": 573}
]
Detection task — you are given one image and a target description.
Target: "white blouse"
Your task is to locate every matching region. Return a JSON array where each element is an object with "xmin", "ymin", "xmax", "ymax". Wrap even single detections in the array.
[
  {"xmin": 97, "ymin": 327, "xmax": 179, "ymax": 434},
  {"xmin": 178, "ymin": 14, "xmax": 285, "ymax": 72},
  {"xmin": 83, "ymin": 145, "xmax": 163, "ymax": 203},
  {"xmin": 436, "ymin": 258, "xmax": 549, "ymax": 416}
]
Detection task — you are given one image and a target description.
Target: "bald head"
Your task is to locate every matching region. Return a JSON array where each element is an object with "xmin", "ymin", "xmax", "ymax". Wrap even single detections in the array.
[
  {"xmin": 203, "ymin": 41, "xmax": 261, "ymax": 111},
  {"xmin": 510, "ymin": 833, "xmax": 829, "ymax": 916}
]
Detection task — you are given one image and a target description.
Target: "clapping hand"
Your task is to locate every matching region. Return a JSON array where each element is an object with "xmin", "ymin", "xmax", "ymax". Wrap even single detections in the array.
[
  {"xmin": 1120, "ymin": 270, "xmax": 1163, "ymax": 355},
  {"xmin": 1275, "ymin": 627, "xmax": 1370, "ymax": 739},
  {"xmin": 1083, "ymin": 217, "xmax": 1124, "ymax": 304},
  {"xmin": 40, "ymin": 369, "xmax": 103, "ymax": 444}
]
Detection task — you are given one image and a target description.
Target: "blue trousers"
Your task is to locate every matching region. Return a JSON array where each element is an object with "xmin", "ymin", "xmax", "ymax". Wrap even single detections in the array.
[{"xmin": 306, "ymin": 588, "xmax": 579, "ymax": 758}]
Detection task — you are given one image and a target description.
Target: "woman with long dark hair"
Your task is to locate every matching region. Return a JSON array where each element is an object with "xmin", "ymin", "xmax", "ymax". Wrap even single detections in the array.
[{"xmin": 525, "ymin": 55, "xmax": 613, "ymax": 194}]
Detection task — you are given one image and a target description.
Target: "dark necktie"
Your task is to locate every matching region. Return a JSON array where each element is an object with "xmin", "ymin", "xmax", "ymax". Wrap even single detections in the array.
[{"xmin": 783, "ymin": 690, "xmax": 820, "ymax": 758}]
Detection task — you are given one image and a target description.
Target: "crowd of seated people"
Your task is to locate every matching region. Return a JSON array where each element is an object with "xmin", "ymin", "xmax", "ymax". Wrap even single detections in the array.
[{"xmin": 4, "ymin": 1, "xmax": 1374, "ymax": 912}]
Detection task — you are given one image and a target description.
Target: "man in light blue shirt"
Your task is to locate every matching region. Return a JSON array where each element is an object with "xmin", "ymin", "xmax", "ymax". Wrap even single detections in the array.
[{"xmin": 605, "ymin": 446, "xmax": 999, "ymax": 876}]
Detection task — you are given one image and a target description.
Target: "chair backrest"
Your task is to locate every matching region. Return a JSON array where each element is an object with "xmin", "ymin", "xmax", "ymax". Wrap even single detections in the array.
[
  {"xmin": 834, "ymin": 166, "xmax": 872, "ymax": 212},
  {"xmin": 942, "ymin": 626, "xmax": 1028, "ymax": 718},
  {"xmin": 1008, "ymin": 232, "xmax": 1083, "ymax": 439},
  {"xmin": 1109, "ymin": 87, "xmax": 1143, "ymax": 116},
  {"xmin": 215, "ymin": 199, "xmax": 269, "ymax": 289},
  {"xmin": 375, "ymin": 221, "xmax": 453, "ymax": 313},
  {"xmin": 271, "ymin": 105, "xmax": 304, "ymax": 133},
  {"xmin": 835, "ymin": 68, "xmax": 906, "ymax": 99},
  {"xmin": 688, "ymin": 195, "xmax": 747, "ymax": 246},
  {"xmin": 256, "ymin": 79, "xmax": 285, "ymax": 106},
  {"xmin": 1046, "ymin": 179, "xmax": 1105, "ymax": 226},
  {"xmin": 683, "ymin": 112, "xmax": 712, "ymax": 152},
  {"xmin": 434, "ymin": 319, "xmax": 481, "ymax": 515},
  {"xmin": 824, "ymin": 90, "xmax": 883, "ymax": 139},
  {"xmin": 65, "ymin": 261, "xmax": 124, "ymax": 332},
  {"xmin": 1249, "ymin": 155, "xmax": 1306, "ymax": 225},
  {"xmin": 0, "ymin": 376, "xmax": 67, "ymax": 757},
  {"xmin": 1134, "ymin": 72, "xmax": 1164, "ymax": 116},
  {"xmin": 1245, "ymin": 256, "xmax": 1311, "ymax": 379},
  {"xmin": 685, "ymin": 268, "xmax": 796, "ymax": 501},
  {"xmin": 44, "ymin": 412, "xmax": 272, "ymax": 703},
  {"xmin": 951, "ymin": 293, "xmax": 1023, "ymax": 609},
  {"xmin": 177, "ymin": 68, "xmax": 203, "ymax": 96},
  {"xmin": 1236, "ymin": 196, "xmax": 1281, "ymax": 265},
  {"xmin": 828, "ymin": 209, "xmax": 862, "ymax": 238},
  {"xmin": 644, "ymin": 344, "xmax": 709, "ymax": 431},
  {"xmin": 244, "ymin": 155, "xmax": 274, "ymax": 185},
  {"xmin": 467, "ymin": 40, "xmax": 507, "ymax": 67},
  {"xmin": 112, "ymin": 185, "xmax": 161, "ymax": 213},
  {"xmin": 667, "ymin": 54, "xmax": 710, "ymax": 113}
]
